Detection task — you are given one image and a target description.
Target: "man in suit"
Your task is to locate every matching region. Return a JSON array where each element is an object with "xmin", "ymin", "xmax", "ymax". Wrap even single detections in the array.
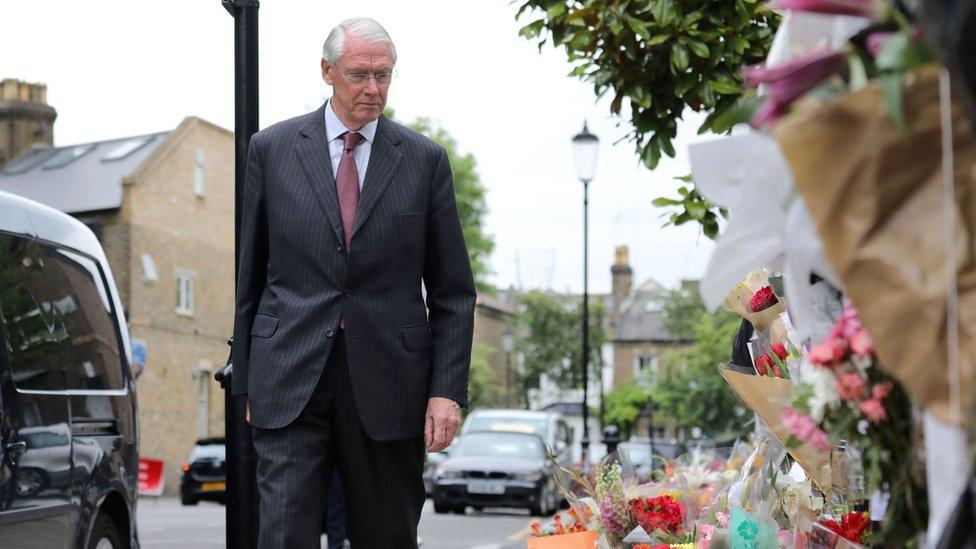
[{"xmin": 230, "ymin": 16, "xmax": 476, "ymax": 549}]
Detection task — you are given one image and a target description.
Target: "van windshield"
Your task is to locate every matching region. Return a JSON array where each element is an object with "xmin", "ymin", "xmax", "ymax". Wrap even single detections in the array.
[{"xmin": 465, "ymin": 416, "xmax": 549, "ymax": 438}]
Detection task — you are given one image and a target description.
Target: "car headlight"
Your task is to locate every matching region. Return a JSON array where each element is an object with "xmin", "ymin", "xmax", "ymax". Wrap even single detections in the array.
[
  {"xmin": 513, "ymin": 471, "xmax": 543, "ymax": 482},
  {"xmin": 437, "ymin": 468, "xmax": 463, "ymax": 480}
]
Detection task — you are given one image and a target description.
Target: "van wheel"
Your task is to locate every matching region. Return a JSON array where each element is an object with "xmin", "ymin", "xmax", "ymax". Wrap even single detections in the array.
[{"xmin": 88, "ymin": 513, "xmax": 123, "ymax": 549}]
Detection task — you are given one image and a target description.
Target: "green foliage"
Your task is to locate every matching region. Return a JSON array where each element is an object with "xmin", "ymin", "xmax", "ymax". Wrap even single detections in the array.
[
  {"xmin": 467, "ymin": 344, "xmax": 503, "ymax": 409},
  {"xmin": 651, "ymin": 287, "xmax": 747, "ymax": 437},
  {"xmin": 515, "ymin": 0, "xmax": 779, "ymax": 170},
  {"xmin": 517, "ymin": 291, "xmax": 607, "ymax": 406},
  {"xmin": 652, "ymin": 175, "xmax": 727, "ymax": 239},
  {"xmin": 603, "ymin": 384, "xmax": 652, "ymax": 439},
  {"xmin": 397, "ymin": 115, "xmax": 495, "ymax": 293}
]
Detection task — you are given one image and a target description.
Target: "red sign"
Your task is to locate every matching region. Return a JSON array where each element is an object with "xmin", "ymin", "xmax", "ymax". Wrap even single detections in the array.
[{"xmin": 138, "ymin": 458, "xmax": 165, "ymax": 496}]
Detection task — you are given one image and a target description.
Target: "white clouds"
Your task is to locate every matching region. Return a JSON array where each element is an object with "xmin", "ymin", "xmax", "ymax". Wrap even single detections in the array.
[{"xmin": 1, "ymin": 0, "xmax": 713, "ymax": 292}]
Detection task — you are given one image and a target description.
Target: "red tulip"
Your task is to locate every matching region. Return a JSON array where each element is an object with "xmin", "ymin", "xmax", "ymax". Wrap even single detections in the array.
[
  {"xmin": 755, "ymin": 354, "xmax": 774, "ymax": 376},
  {"xmin": 771, "ymin": 342, "xmax": 789, "ymax": 361},
  {"xmin": 773, "ymin": 0, "xmax": 881, "ymax": 18}
]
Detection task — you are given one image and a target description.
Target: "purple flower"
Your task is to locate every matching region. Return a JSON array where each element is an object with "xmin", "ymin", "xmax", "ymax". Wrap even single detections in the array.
[
  {"xmin": 866, "ymin": 27, "xmax": 925, "ymax": 57},
  {"xmin": 745, "ymin": 50, "xmax": 847, "ymax": 127},
  {"xmin": 599, "ymin": 494, "xmax": 627, "ymax": 536},
  {"xmin": 773, "ymin": 0, "xmax": 880, "ymax": 18}
]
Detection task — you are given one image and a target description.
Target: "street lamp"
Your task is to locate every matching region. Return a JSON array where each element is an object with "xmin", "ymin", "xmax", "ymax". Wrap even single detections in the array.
[
  {"xmin": 502, "ymin": 325, "xmax": 515, "ymax": 407},
  {"xmin": 572, "ymin": 121, "xmax": 599, "ymax": 468}
]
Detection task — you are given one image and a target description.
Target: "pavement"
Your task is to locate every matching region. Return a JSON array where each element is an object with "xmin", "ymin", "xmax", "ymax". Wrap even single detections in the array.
[{"xmin": 136, "ymin": 498, "xmax": 536, "ymax": 549}]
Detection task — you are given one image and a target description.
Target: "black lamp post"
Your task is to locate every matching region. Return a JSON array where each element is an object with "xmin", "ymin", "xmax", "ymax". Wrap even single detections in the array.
[
  {"xmin": 214, "ymin": 1, "xmax": 260, "ymax": 548},
  {"xmin": 571, "ymin": 122, "xmax": 599, "ymax": 468}
]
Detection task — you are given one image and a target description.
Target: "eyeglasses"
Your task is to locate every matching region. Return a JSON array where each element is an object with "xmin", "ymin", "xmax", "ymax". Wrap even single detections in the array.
[{"xmin": 335, "ymin": 67, "xmax": 396, "ymax": 86}]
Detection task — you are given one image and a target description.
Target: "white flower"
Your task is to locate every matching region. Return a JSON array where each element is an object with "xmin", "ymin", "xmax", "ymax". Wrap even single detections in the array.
[{"xmin": 799, "ymin": 359, "xmax": 839, "ymax": 423}]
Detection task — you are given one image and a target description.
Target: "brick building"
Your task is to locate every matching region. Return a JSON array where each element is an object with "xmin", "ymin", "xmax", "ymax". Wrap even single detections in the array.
[{"xmin": 0, "ymin": 80, "xmax": 234, "ymax": 493}]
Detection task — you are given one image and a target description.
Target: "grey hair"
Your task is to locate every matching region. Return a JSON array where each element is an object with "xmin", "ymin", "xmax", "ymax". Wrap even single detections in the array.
[{"xmin": 322, "ymin": 17, "xmax": 397, "ymax": 65}]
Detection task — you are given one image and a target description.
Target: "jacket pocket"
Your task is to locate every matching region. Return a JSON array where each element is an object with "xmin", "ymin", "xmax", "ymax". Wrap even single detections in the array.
[
  {"xmin": 251, "ymin": 313, "xmax": 279, "ymax": 338},
  {"xmin": 397, "ymin": 211, "xmax": 425, "ymax": 225},
  {"xmin": 402, "ymin": 324, "xmax": 432, "ymax": 351}
]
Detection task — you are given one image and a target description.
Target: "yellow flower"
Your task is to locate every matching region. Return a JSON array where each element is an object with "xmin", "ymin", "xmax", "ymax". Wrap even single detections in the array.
[{"xmin": 670, "ymin": 544, "xmax": 695, "ymax": 549}]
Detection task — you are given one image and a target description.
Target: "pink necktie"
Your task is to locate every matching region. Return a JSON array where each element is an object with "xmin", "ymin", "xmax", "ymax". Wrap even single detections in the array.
[
  {"xmin": 337, "ymin": 132, "xmax": 363, "ymax": 331},
  {"xmin": 337, "ymin": 131, "xmax": 364, "ymax": 252}
]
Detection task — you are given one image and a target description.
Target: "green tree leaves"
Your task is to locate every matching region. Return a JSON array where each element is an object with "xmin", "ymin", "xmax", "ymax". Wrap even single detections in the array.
[{"xmin": 515, "ymin": 0, "xmax": 779, "ymax": 170}]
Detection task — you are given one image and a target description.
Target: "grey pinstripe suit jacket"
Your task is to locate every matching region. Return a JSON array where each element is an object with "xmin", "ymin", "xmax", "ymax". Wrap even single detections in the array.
[{"xmin": 230, "ymin": 103, "xmax": 476, "ymax": 440}]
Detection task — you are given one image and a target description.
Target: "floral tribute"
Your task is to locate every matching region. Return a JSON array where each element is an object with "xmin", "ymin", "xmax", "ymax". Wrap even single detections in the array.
[
  {"xmin": 785, "ymin": 299, "xmax": 927, "ymax": 544},
  {"xmin": 630, "ymin": 494, "xmax": 684, "ymax": 538}
]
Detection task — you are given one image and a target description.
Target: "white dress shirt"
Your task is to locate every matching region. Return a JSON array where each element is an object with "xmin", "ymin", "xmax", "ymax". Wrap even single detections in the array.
[{"xmin": 324, "ymin": 99, "xmax": 377, "ymax": 190}]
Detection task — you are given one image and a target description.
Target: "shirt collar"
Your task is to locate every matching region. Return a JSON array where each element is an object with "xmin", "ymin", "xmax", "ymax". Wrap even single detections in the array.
[{"xmin": 325, "ymin": 100, "xmax": 378, "ymax": 144}]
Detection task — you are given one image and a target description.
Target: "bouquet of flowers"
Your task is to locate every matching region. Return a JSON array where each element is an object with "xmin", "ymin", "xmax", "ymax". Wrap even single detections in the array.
[
  {"xmin": 784, "ymin": 300, "xmax": 927, "ymax": 545},
  {"xmin": 723, "ymin": 270, "xmax": 787, "ymax": 335}
]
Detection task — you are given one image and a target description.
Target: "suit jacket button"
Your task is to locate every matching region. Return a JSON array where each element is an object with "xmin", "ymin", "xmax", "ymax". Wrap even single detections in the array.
[
  {"xmin": 337, "ymin": 244, "xmax": 343, "ymax": 253},
  {"xmin": 342, "ymin": 289, "xmax": 351, "ymax": 298},
  {"xmin": 326, "ymin": 329, "xmax": 335, "ymax": 338}
]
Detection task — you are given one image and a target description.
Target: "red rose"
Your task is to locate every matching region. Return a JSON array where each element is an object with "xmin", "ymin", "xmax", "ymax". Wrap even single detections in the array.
[
  {"xmin": 630, "ymin": 495, "xmax": 684, "ymax": 535},
  {"xmin": 771, "ymin": 342, "xmax": 789, "ymax": 360},
  {"xmin": 754, "ymin": 354, "xmax": 773, "ymax": 376},
  {"xmin": 750, "ymin": 286, "xmax": 779, "ymax": 312}
]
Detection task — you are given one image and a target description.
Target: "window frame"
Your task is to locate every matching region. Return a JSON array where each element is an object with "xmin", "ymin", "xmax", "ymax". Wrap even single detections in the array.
[{"xmin": 175, "ymin": 268, "xmax": 196, "ymax": 317}]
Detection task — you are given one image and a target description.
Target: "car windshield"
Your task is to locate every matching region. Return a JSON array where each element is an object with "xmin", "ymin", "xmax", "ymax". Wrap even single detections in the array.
[
  {"xmin": 465, "ymin": 415, "xmax": 549, "ymax": 438},
  {"xmin": 189, "ymin": 443, "xmax": 225, "ymax": 462},
  {"xmin": 453, "ymin": 433, "xmax": 545, "ymax": 460}
]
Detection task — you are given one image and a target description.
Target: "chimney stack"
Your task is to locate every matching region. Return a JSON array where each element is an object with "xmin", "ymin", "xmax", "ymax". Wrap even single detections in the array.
[
  {"xmin": 0, "ymin": 79, "xmax": 57, "ymax": 168},
  {"xmin": 611, "ymin": 245, "xmax": 633, "ymax": 304}
]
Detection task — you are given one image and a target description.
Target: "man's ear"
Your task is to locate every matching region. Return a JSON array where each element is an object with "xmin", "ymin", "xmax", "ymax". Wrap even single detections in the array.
[{"xmin": 321, "ymin": 58, "xmax": 334, "ymax": 85}]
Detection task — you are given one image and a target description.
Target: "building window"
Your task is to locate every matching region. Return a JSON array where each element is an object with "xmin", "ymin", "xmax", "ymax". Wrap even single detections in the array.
[
  {"xmin": 194, "ymin": 149, "xmax": 206, "ymax": 198},
  {"xmin": 635, "ymin": 354, "xmax": 659, "ymax": 381},
  {"xmin": 175, "ymin": 269, "xmax": 195, "ymax": 316},
  {"xmin": 194, "ymin": 361, "xmax": 212, "ymax": 438},
  {"xmin": 141, "ymin": 253, "xmax": 158, "ymax": 282}
]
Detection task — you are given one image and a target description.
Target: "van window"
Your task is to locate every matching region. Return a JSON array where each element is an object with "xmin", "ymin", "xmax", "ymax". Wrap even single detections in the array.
[
  {"xmin": 0, "ymin": 233, "xmax": 67, "ymax": 391},
  {"xmin": 38, "ymin": 244, "xmax": 124, "ymax": 391}
]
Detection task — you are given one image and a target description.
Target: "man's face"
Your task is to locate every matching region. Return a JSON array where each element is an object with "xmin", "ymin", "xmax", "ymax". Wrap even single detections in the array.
[{"xmin": 321, "ymin": 35, "xmax": 394, "ymax": 130}]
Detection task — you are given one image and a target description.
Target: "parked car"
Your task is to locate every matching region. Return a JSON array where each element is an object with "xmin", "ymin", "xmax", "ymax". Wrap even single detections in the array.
[
  {"xmin": 0, "ymin": 190, "xmax": 139, "ymax": 548},
  {"xmin": 180, "ymin": 437, "xmax": 226, "ymax": 505},
  {"xmin": 460, "ymin": 409, "xmax": 573, "ymax": 466},
  {"xmin": 423, "ymin": 451, "xmax": 448, "ymax": 497},
  {"xmin": 619, "ymin": 439, "xmax": 688, "ymax": 481},
  {"xmin": 431, "ymin": 431, "xmax": 560, "ymax": 516}
]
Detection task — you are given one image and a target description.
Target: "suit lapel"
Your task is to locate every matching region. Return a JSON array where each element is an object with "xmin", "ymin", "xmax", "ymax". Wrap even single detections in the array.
[
  {"xmin": 295, "ymin": 103, "xmax": 345, "ymax": 246},
  {"xmin": 353, "ymin": 115, "xmax": 402, "ymax": 237}
]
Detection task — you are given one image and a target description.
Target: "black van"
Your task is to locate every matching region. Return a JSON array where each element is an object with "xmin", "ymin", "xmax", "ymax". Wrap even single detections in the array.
[{"xmin": 0, "ymin": 191, "xmax": 139, "ymax": 548}]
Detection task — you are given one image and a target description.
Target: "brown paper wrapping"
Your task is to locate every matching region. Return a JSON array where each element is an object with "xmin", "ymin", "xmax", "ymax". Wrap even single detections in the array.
[
  {"xmin": 773, "ymin": 66, "xmax": 976, "ymax": 426},
  {"xmin": 724, "ymin": 269, "xmax": 787, "ymax": 333},
  {"xmin": 719, "ymin": 367, "xmax": 832, "ymax": 492}
]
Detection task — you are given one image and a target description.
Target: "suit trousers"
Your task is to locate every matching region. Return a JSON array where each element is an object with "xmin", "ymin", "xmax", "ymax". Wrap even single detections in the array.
[{"xmin": 252, "ymin": 332, "xmax": 426, "ymax": 548}]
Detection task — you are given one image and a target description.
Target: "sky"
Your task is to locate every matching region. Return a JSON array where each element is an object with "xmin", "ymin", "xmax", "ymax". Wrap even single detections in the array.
[{"xmin": 1, "ymin": 0, "xmax": 715, "ymax": 294}]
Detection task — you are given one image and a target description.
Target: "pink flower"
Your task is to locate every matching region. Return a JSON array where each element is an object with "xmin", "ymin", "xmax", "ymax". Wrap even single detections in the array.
[
  {"xmin": 859, "ymin": 398, "xmax": 887, "ymax": 423},
  {"xmin": 872, "ymin": 382, "xmax": 893, "ymax": 400},
  {"xmin": 850, "ymin": 329, "xmax": 875, "ymax": 357},
  {"xmin": 866, "ymin": 27, "xmax": 924, "ymax": 57},
  {"xmin": 716, "ymin": 512, "xmax": 729, "ymax": 528},
  {"xmin": 700, "ymin": 523, "xmax": 716, "ymax": 541},
  {"xmin": 809, "ymin": 337, "xmax": 848, "ymax": 367},
  {"xmin": 781, "ymin": 408, "xmax": 832, "ymax": 451},
  {"xmin": 745, "ymin": 50, "xmax": 847, "ymax": 127},
  {"xmin": 837, "ymin": 373, "xmax": 866, "ymax": 402},
  {"xmin": 772, "ymin": 0, "xmax": 881, "ymax": 18}
]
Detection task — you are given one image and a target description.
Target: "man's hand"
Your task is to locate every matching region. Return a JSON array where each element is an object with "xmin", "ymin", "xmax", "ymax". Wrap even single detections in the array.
[
  {"xmin": 424, "ymin": 397, "xmax": 461, "ymax": 452},
  {"xmin": 245, "ymin": 400, "xmax": 251, "ymax": 424}
]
